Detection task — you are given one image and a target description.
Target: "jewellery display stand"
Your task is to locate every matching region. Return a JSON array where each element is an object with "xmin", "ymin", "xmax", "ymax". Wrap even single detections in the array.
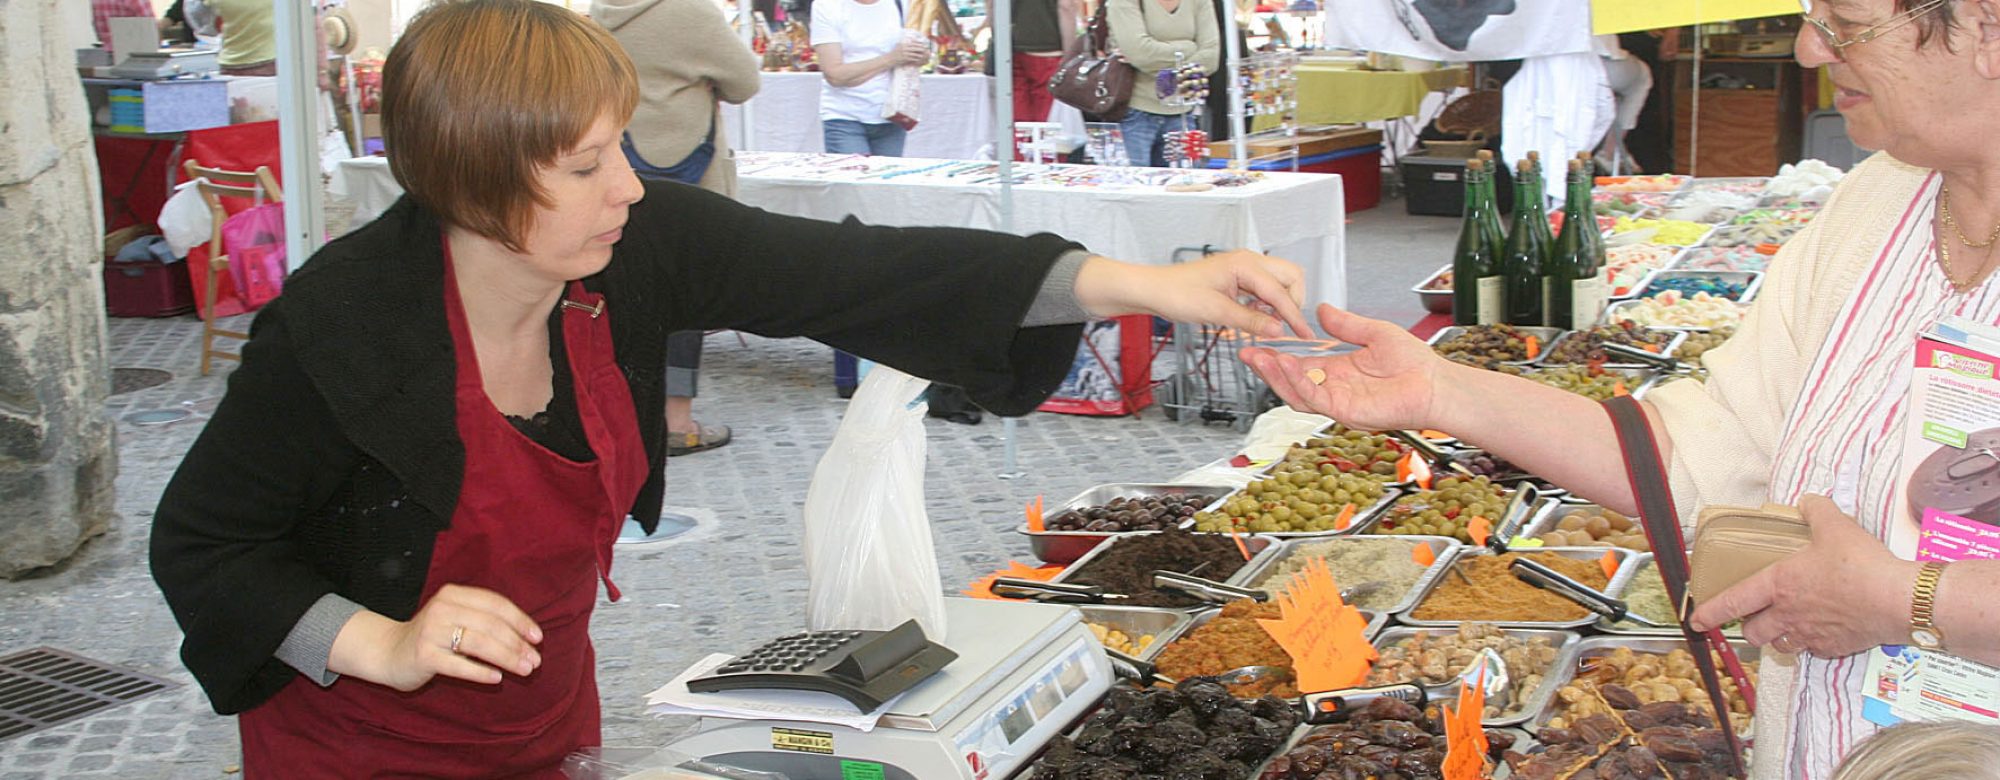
[{"xmin": 1230, "ymin": 50, "xmax": 1302, "ymax": 172}]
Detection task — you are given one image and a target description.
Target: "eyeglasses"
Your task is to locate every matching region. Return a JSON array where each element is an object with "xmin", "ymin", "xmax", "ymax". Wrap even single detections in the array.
[{"xmin": 1799, "ymin": 0, "xmax": 1950, "ymax": 57}]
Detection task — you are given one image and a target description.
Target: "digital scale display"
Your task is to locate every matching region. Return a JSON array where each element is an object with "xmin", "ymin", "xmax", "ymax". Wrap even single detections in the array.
[{"xmin": 964, "ymin": 639, "xmax": 1099, "ymax": 760}]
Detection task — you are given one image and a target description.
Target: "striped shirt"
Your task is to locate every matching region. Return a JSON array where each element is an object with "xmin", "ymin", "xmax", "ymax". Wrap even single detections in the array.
[{"xmin": 1647, "ymin": 155, "xmax": 2000, "ymax": 778}]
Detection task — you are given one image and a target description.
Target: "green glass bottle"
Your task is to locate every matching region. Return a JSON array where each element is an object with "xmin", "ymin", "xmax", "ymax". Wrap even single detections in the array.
[
  {"xmin": 1576, "ymin": 153, "xmax": 1608, "ymax": 294},
  {"xmin": 1501, "ymin": 160, "xmax": 1546, "ymax": 326},
  {"xmin": 1476, "ymin": 150, "xmax": 1506, "ymax": 262},
  {"xmin": 1549, "ymin": 160, "xmax": 1609, "ymax": 330},
  {"xmin": 1453, "ymin": 160, "xmax": 1503, "ymax": 325}
]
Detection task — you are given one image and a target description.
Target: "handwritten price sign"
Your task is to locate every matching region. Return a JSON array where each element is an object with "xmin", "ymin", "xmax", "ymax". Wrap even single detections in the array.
[{"xmin": 1255, "ymin": 557, "xmax": 1377, "ymax": 693}]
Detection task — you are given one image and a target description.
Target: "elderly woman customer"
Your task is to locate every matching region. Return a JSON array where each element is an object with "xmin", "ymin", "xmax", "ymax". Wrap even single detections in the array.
[
  {"xmin": 148, "ymin": 0, "xmax": 1312, "ymax": 774},
  {"xmin": 1244, "ymin": 1, "xmax": 2000, "ymax": 777},
  {"xmin": 1106, "ymin": 0, "xmax": 1218, "ymax": 166}
]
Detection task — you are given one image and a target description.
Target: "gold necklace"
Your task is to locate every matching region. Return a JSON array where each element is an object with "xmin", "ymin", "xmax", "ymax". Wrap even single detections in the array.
[
  {"xmin": 1941, "ymin": 183, "xmax": 2000, "ymax": 248},
  {"xmin": 1938, "ymin": 235, "xmax": 1994, "ymax": 293}
]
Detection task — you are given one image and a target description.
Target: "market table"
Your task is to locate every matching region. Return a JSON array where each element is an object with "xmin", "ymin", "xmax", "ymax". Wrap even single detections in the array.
[
  {"xmin": 719, "ymin": 72, "xmax": 993, "ymax": 159},
  {"xmin": 733, "ymin": 152, "xmax": 1349, "ymax": 313},
  {"xmin": 1292, "ymin": 63, "xmax": 1468, "ymax": 126}
]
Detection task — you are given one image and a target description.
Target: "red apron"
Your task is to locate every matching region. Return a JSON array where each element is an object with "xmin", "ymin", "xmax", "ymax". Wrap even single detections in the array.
[{"xmin": 240, "ymin": 253, "xmax": 648, "ymax": 779}]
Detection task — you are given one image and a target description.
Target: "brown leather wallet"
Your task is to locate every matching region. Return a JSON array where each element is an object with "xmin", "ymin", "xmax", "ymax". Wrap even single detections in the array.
[{"xmin": 1689, "ymin": 503, "xmax": 1812, "ymax": 605}]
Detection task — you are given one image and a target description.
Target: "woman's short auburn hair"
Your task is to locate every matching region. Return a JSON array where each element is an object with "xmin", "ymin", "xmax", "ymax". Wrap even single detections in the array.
[{"xmin": 381, "ymin": 0, "xmax": 638, "ymax": 252}]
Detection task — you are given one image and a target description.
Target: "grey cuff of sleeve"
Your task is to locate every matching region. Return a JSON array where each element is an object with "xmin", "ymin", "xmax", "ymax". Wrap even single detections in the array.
[
  {"xmin": 1020, "ymin": 250, "xmax": 1094, "ymax": 327},
  {"xmin": 275, "ymin": 593, "xmax": 366, "ymax": 687}
]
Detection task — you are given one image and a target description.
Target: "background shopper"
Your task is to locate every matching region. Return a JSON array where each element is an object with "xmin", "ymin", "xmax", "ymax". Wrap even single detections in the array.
[
  {"xmin": 1105, "ymin": 0, "xmax": 1217, "ymax": 166},
  {"xmin": 991, "ymin": 0, "xmax": 1081, "ymax": 122},
  {"xmin": 810, "ymin": 0, "xmax": 928, "ymax": 156},
  {"xmin": 594, "ymin": 0, "xmax": 763, "ymax": 455}
]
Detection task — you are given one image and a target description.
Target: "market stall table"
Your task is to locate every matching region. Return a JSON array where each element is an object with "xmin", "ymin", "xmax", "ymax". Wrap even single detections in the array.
[
  {"xmin": 719, "ymin": 72, "xmax": 994, "ymax": 159},
  {"xmin": 1292, "ymin": 63, "xmax": 1467, "ymax": 125},
  {"xmin": 733, "ymin": 152, "xmax": 1349, "ymax": 313}
]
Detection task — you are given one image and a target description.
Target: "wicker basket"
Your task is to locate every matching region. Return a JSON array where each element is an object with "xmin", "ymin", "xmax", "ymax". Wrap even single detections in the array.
[{"xmin": 1434, "ymin": 91, "xmax": 1502, "ymax": 139}]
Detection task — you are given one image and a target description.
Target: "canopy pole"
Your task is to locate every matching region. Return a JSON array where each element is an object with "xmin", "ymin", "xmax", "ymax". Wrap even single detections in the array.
[
  {"xmin": 993, "ymin": 0, "xmax": 1026, "ymax": 480},
  {"xmin": 275, "ymin": 0, "xmax": 326, "ymax": 270}
]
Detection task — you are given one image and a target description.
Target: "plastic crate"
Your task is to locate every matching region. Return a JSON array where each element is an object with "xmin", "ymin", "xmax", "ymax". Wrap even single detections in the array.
[
  {"xmin": 103, "ymin": 260, "xmax": 195, "ymax": 317},
  {"xmin": 1400, "ymin": 153, "xmax": 1514, "ymax": 217}
]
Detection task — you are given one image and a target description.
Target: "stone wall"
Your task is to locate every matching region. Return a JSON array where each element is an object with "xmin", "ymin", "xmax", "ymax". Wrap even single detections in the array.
[{"xmin": 0, "ymin": 0, "xmax": 119, "ymax": 577}]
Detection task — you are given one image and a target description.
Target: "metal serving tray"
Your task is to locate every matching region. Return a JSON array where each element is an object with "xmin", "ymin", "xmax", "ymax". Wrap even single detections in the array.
[
  {"xmin": 1594, "ymin": 554, "xmax": 1747, "ymax": 637},
  {"xmin": 1512, "ymin": 364, "xmax": 1663, "ymax": 402},
  {"xmin": 1237, "ymin": 535, "xmax": 1460, "ymax": 616},
  {"xmin": 1152, "ymin": 604, "xmax": 1390, "ymax": 671},
  {"xmin": 1075, "ymin": 605, "xmax": 1193, "ymax": 663},
  {"xmin": 1017, "ymin": 483, "xmax": 1233, "ymax": 564},
  {"xmin": 1603, "ymin": 298, "xmax": 1745, "ymax": 333},
  {"xmin": 1412, "ymin": 263, "xmax": 1454, "ymax": 316},
  {"xmin": 1185, "ymin": 485, "xmax": 1405, "ymax": 540},
  {"xmin": 1534, "ymin": 328, "xmax": 1689, "ymax": 369},
  {"xmin": 1427, "ymin": 325, "xmax": 1569, "ymax": 369},
  {"xmin": 1050, "ymin": 531, "xmax": 1280, "ymax": 610},
  {"xmin": 1397, "ymin": 546, "xmax": 1640, "ymax": 630},
  {"xmin": 1517, "ymin": 503, "xmax": 1649, "ymax": 552},
  {"xmin": 1350, "ymin": 481, "xmax": 1553, "ymax": 541},
  {"xmin": 1634, "ymin": 269, "xmax": 1766, "ymax": 304},
  {"xmin": 1368, "ymin": 626, "xmax": 1582, "ymax": 727},
  {"xmin": 1529, "ymin": 635, "xmax": 1761, "ymax": 738}
]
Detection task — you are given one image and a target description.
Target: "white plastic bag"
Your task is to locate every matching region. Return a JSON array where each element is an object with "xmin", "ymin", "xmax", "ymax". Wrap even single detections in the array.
[
  {"xmin": 880, "ymin": 30, "xmax": 925, "ymax": 131},
  {"xmin": 159, "ymin": 177, "xmax": 214, "ymax": 258},
  {"xmin": 802, "ymin": 366, "xmax": 947, "ymax": 638}
]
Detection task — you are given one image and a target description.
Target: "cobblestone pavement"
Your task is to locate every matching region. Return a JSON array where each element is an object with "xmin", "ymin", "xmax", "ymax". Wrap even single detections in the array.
[{"xmin": 0, "ymin": 314, "xmax": 1249, "ymax": 778}]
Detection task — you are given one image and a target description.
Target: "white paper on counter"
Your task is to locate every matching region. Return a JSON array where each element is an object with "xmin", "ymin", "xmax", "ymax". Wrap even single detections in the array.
[
  {"xmin": 644, "ymin": 653, "xmax": 905, "ymax": 733},
  {"xmin": 1238, "ymin": 406, "xmax": 1335, "ymax": 462}
]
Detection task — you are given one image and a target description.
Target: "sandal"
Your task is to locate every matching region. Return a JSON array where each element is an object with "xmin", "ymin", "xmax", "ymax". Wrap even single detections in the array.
[{"xmin": 667, "ymin": 423, "xmax": 732, "ymax": 456}]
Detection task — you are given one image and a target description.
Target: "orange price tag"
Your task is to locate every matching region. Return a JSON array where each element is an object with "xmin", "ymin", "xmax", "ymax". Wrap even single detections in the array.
[
  {"xmin": 1026, "ymin": 496, "xmax": 1046, "ymax": 532},
  {"xmin": 1256, "ymin": 558, "xmax": 1379, "ymax": 694},
  {"xmin": 1440, "ymin": 673, "xmax": 1490, "ymax": 780},
  {"xmin": 1524, "ymin": 335, "xmax": 1541, "ymax": 360},
  {"xmin": 1468, "ymin": 515, "xmax": 1493, "ymax": 548},
  {"xmin": 1411, "ymin": 544, "xmax": 1437, "ymax": 567},
  {"xmin": 1227, "ymin": 525, "xmax": 1253, "ymax": 562},
  {"xmin": 1333, "ymin": 502, "xmax": 1358, "ymax": 531},
  {"xmin": 1600, "ymin": 551, "xmax": 1621, "ymax": 580},
  {"xmin": 1419, "ymin": 429, "xmax": 1452, "ymax": 441},
  {"xmin": 1613, "ymin": 381, "xmax": 1631, "ymax": 397},
  {"xmin": 963, "ymin": 560, "xmax": 1064, "ymax": 599},
  {"xmin": 1396, "ymin": 451, "xmax": 1434, "ymax": 490}
]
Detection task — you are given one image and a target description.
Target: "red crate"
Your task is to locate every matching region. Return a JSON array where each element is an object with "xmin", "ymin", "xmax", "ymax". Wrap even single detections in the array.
[{"xmin": 104, "ymin": 261, "xmax": 196, "ymax": 318}]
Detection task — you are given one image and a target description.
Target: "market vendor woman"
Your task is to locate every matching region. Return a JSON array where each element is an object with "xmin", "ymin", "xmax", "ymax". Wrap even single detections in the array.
[{"xmin": 148, "ymin": 0, "xmax": 1311, "ymax": 775}]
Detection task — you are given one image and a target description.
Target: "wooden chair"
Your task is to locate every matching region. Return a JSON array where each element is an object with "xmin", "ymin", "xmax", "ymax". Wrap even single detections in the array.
[{"xmin": 182, "ymin": 159, "xmax": 283, "ymax": 376}]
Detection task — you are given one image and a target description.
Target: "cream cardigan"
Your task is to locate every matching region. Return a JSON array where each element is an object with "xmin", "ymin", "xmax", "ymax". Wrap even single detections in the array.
[{"xmin": 1647, "ymin": 152, "xmax": 1936, "ymax": 778}]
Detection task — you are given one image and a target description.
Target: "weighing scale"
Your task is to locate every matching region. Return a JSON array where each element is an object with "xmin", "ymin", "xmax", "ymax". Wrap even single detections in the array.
[
  {"xmin": 661, "ymin": 598, "xmax": 1111, "ymax": 780},
  {"xmin": 110, "ymin": 49, "xmax": 219, "ymax": 80}
]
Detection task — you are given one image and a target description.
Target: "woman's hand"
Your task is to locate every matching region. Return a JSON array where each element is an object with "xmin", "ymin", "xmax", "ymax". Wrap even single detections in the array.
[
  {"xmin": 1690, "ymin": 494, "xmax": 1918, "ymax": 658},
  {"xmin": 1238, "ymin": 304, "xmax": 1447, "ymax": 432},
  {"xmin": 330, "ymin": 584, "xmax": 544, "ymax": 692},
  {"xmin": 895, "ymin": 37, "xmax": 931, "ymax": 67},
  {"xmin": 1075, "ymin": 250, "xmax": 1313, "ymax": 340}
]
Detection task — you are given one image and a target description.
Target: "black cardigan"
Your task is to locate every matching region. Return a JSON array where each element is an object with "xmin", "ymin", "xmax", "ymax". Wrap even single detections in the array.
[{"xmin": 150, "ymin": 181, "xmax": 1086, "ymax": 714}]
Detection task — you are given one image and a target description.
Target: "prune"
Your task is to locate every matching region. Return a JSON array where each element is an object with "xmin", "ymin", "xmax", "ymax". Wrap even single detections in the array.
[
  {"xmin": 1249, "ymin": 716, "xmax": 1289, "ymax": 743},
  {"xmin": 1203, "ymin": 735, "xmax": 1252, "ymax": 763},
  {"xmin": 1077, "ymin": 724, "xmax": 1117, "ymax": 755},
  {"xmin": 1601, "ymin": 683, "xmax": 1645, "ymax": 711},
  {"xmin": 1248, "ymin": 695, "xmax": 1294, "ymax": 724},
  {"xmin": 1358, "ymin": 720, "xmax": 1432, "ymax": 750},
  {"xmin": 1047, "ymin": 494, "xmax": 1222, "ymax": 532},
  {"xmin": 1104, "ymin": 687, "xmax": 1144, "ymax": 716},
  {"xmin": 1206, "ymin": 707, "xmax": 1255, "ymax": 736},
  {"xmin": 1162, "ymin": 752, "xmax": 1235, "ymax": 780},
  {"xmin": 1153, "ymin": 721, "xmax": 1208, "ymax": 748}
]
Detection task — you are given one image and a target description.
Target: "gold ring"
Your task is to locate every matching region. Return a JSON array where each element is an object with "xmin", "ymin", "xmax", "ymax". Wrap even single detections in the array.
[{"xmin": 449, "ymin": 625, "xmax": 465, "ymax": 654}]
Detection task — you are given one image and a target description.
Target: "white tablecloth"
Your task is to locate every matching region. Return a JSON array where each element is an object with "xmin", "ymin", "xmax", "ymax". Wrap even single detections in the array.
[
  {"xmin": 328, "ymin": 156, "xmax": 400, "ymax": 227},
  {"xmin": 721, "ymin": 72, "xmax": 994, "ymax": 160},
  {"xmin": 735, "ymin": 153, "xmax": 1349, "ymax": 312}
]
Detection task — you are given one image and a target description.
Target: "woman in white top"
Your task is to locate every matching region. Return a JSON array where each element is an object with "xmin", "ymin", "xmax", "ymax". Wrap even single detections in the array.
[
  {"xmin": 1243, "ymin": 1, "xmax": 2000, "ymax": 777},
  {"xmin": 810, "ymin": 0, "xmax": 930, "ymax": 156}
]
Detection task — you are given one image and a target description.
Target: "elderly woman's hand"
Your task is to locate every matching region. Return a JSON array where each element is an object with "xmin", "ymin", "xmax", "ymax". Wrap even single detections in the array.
[
  {"xmin": 1075, "ymin": 250, "xmax": 1314, "ymax": 339},
  {"xmin": 1237, "ymin": 304, "xmax": 1447, "ymax": 432},
  {"xmin": 1691, "ymin": 494, "xmax": 1919, "ymax": 658}
]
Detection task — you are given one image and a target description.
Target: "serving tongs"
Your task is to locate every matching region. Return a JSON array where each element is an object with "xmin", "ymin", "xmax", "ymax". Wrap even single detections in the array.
[
  {"xmin": 1603, "ymin": 342, "xmax": 1692, "ymax": 374},
  {"xmin": 989, "ymin": 578, "xmax": 1128, "ymax": 604},
  {"xmin": 1152, "ymin": 571, "xmax": 1269, "ymax": 604},
  {"xmin": 1102, "ymin": 648, "xmax": 1291, "ymax": 690},
  {"xmin": 1388, "ymin": 430, "xmax": 1477, "ymax": 478},
  {"xmin": 1508, "ymin": 557, "xmax": 1664, "ymax": 627},
  {"xmin": 1297, "ymin": 683, "xmax": 1427, "ymax": 722},
  {"xmin": 1482, "ymin": 483, "xmax": 1544, "ymax": 555}
]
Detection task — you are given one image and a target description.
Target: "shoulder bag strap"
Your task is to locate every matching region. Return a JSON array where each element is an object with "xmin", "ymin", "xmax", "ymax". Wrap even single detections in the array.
[
  {"xmin": 1604, "ymin": 395, "xmax": 1753, "ymax": 778},
  {"xmin": 1088, "ymin": 1, "xmax": 1111, "ymax": 56}
]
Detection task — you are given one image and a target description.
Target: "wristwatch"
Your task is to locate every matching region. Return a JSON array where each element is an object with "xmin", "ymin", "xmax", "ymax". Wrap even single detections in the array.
[{"xmin": 1909, "ymin": 561, "xmax": 1949, "ymax": 651}]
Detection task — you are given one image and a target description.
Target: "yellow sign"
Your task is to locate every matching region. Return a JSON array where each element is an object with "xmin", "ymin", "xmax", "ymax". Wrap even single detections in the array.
[
  {"xmin": 772, "ymin": 727, "xmax": 835, "ymax": 755},
  {"xmin": 1593, "ymin": 0, "xmax": 1800, "ymax": 35}
]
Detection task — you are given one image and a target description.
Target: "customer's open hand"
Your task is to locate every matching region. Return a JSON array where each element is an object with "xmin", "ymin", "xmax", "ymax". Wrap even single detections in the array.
[
  {"xmin": 1691, "ymin": 494, "xmax": 1917, "ymax": 658},
  {"xmin": 1239, "ymin": 304, "xmax": 1445, "ymax": 432},
  {"xmin": 1076, "ymin": 250, "xmax": 1312, "ymax": 342}
]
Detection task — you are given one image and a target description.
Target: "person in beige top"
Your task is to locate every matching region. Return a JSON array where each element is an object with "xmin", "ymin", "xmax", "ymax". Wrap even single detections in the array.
[
  {"xmin": 1241, "ymin": 1, "xmax": 2000, "ymax": 776},
  {"xmin": 1105, "ymin": 0, "xmax": 1216, "ymax": 166},
  {"xmin": 594, "ymin": 0, "xmax": 763, "ymax": 458}
]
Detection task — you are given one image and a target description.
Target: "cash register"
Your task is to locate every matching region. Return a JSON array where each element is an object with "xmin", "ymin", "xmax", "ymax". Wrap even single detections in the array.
[{"xmin": 661, "ymin": 598, "xmax": 1110, "ymax": 780}]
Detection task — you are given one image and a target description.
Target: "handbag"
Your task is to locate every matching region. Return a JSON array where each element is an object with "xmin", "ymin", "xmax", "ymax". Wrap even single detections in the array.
[
  {"xmin": 1047, "ymin": 2, "xmax": 1135, "ymax": 121},
  {"xmin": 1605, "ymin": 395, "xmax": 1755, "ymax": 777},
  {"xmin": 1689, "ymin": 503, "xmax": 1812, "ymax": 605}
]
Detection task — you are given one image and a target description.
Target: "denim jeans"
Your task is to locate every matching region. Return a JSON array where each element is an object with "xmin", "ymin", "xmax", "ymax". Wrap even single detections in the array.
[
  {"xmin": 1119, "ymin": 109, "xmax": 1184, "ymax": 168},
  {"xmin": 822, "ymin": 119, "xmax": 908, "ymax": 157}
]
